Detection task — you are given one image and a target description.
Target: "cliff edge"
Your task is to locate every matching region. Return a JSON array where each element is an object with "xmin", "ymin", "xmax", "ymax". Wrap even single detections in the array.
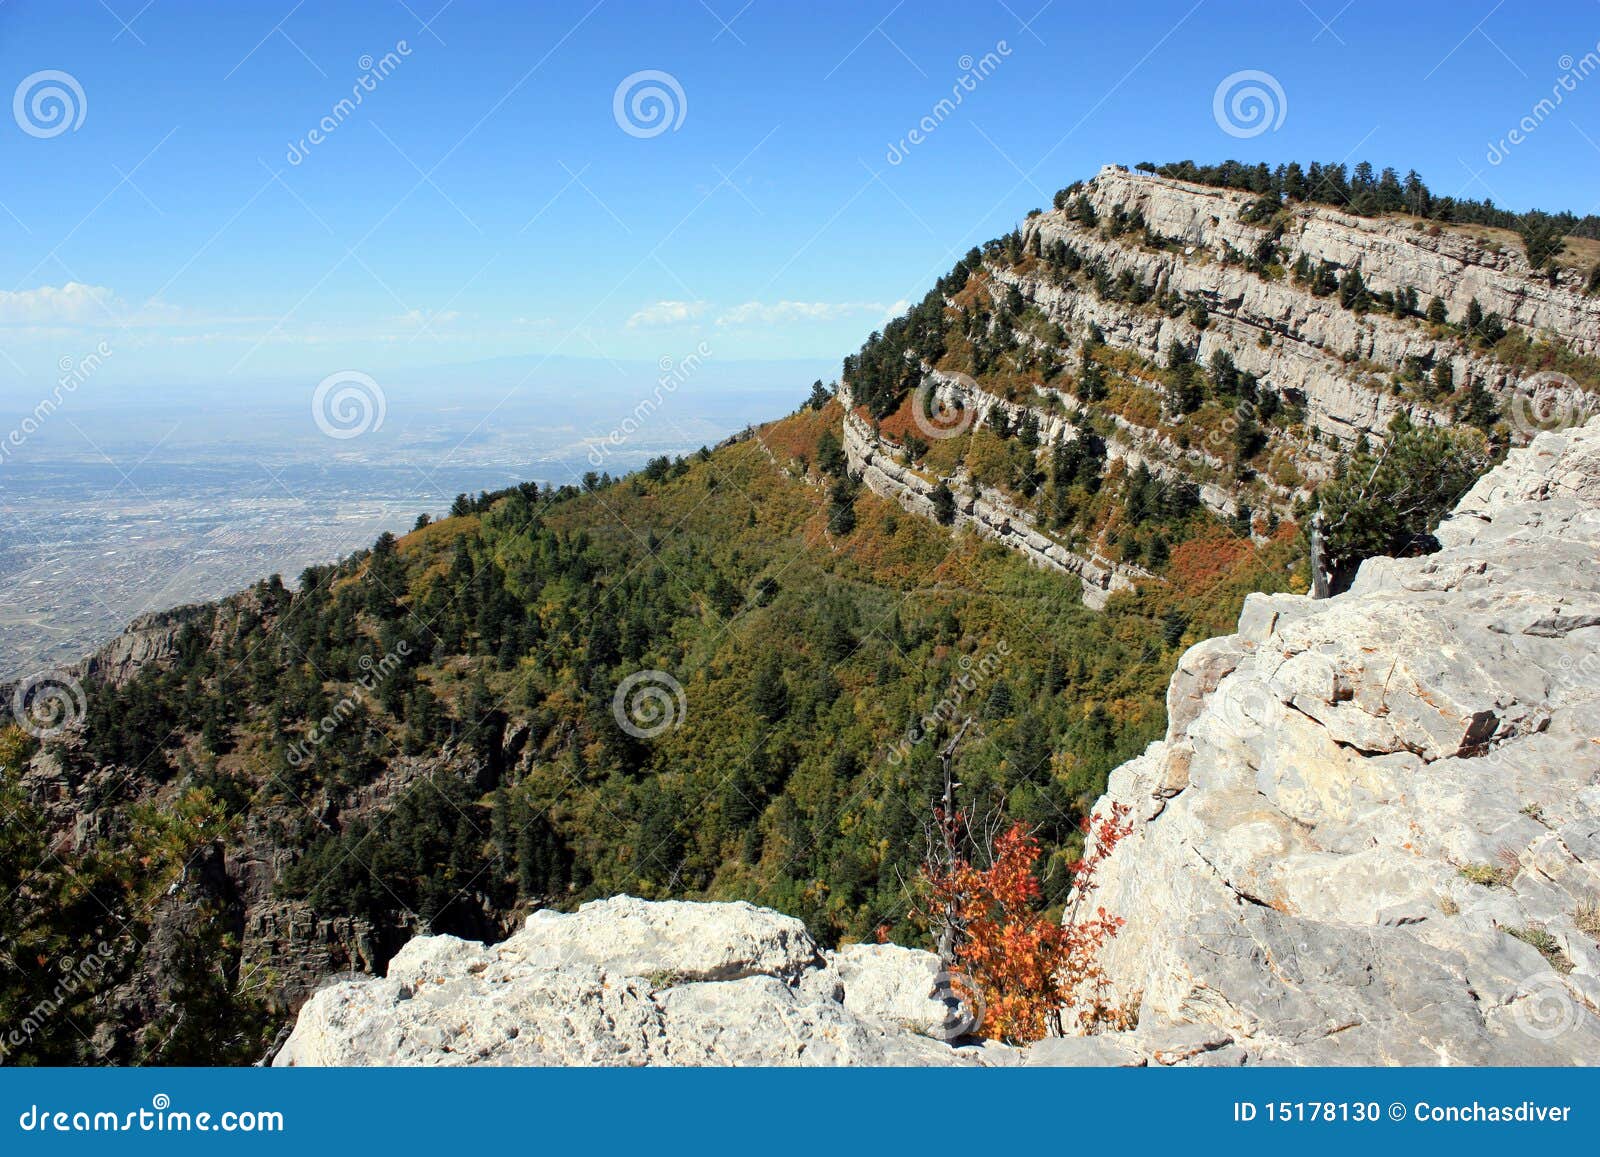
[{"xmin": 1080, "ymin": 418, "xmax": 1600, "ymax": 1064}]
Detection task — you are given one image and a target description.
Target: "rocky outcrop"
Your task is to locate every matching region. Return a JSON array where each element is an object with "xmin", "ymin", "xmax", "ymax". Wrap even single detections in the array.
[
  {"xmin": 1022, "ymin": 166, "xmax": 1597, "ymax": 458},
  {"xmin": 275, "ymin": 896, "xmax": 993, "ymax": 1066},
  {"xmin": 1074, "ymin": 419, "xmax": 1600, "ymax": 1064},
  {"xmin": 71, "ymin": 604, "xmax": 206, "ymax": 687},
  {"xmin": 274, "ymin": 893, "xmax": 1285, "ymax": 1066},
  {"xmin": 1088, "ymin": 166, "xmax": 1600, "ymax": 356},
  {"xmin": 838, "ymin": 167, "xmax": 1598, "ymax": 608}
]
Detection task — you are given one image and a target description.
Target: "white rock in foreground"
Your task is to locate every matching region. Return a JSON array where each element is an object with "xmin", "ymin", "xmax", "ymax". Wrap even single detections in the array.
[
  {"xmin": 1079, "ymin": 420, "xmax": 1600, "ymax": 1065},
  {"xmin": 275, "ymin": 896, "xmax": 982, "ymax": 1066}
]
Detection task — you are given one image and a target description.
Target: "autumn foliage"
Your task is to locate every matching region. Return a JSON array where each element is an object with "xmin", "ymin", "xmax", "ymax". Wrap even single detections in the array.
[{"xmin": 926, "ymin": 805, "xmax": 1132, "ymax": 1044}]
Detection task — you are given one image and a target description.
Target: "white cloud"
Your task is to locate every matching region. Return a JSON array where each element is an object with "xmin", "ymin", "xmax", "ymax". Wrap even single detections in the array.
[
  {"xmin": 0, "ymin": 282, "xmax": 125, "ymax": 326},
  {"xmin": 395, "ymin": 308, "xmax": 462, "ymax": 327},
  {"xmin": 626, "ymin": 300, "xmax": 707, "ymax": 328},
  {"xmin": 714, "ymin": 300, "xmax": 902, "ymax": 326},
  {"xmin": 0, "ymin": 284, "xmax": 267, "ymax": 335}
]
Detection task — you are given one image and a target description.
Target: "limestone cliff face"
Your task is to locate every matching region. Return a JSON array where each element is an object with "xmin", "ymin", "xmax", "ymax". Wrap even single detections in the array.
[
  {"xmin": 1077, "ymin": 419, "xmax": 1600, "ymax": 1064},
  {"xmin": 1024, "ymin": 167, "xmax": 1599, "ymax": 452},
  {"xmin": 840, "ymin": 166, "xmax": 1597, "ymax": 598},
  {"xmin": 1081, "ymin": 166, "xmax": 1600, "ymax": 359}
]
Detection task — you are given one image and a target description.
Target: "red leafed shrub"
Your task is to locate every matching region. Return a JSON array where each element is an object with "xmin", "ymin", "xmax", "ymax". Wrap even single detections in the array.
[{"xmin": 926, "ymin": 804, "xmax": 1132, "ymax": 1044}]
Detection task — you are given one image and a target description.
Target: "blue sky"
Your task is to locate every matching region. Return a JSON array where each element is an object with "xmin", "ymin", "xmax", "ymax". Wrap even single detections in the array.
[{"xmin": 3, "ymin": 0, "xmax": 1600, "ymax": 394}]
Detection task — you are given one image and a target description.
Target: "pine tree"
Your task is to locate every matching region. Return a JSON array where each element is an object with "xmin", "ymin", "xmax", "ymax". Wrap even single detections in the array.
[
  {"xmin": 1314, "ymin": 413, "xmax": 1492, "ymax": 593},
  {"xmin": 827, "ymin": 475, "xmax": 857, "ymax": 535},
  {"xmin": 1430, "ymin": 361, "xmax": 1454, "ymax": 398},
  {"xmin": 812, "ymin": 428, "xmax": 851, "ymax": 473},
  {"xmin": 983, "ymin": 678, "xmax": 1014, "ymax": 720},
  {"xmin": 751, "ymin": 655, "xmax": 789, "ymax": 722},
  {"xmin": 1518, "ymin": 212, "xmax": 1566, "ymax": 276},
  {"xmin": 1338, "ymin": 267, "xmax": 1369, "ymax": 312}
]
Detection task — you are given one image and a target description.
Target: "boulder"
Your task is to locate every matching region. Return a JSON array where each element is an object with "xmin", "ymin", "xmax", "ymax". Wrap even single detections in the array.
[
  {"xmin": 828, "ymin": 943, "xmax": 975, "ymax": 1039},
  {"xmin": 275, "ymin": 897, "xmax": 981, "ymax": 1067},
  {"xmin": 506, "ymin": 895, "xmax": 820, "ymax": 983}
]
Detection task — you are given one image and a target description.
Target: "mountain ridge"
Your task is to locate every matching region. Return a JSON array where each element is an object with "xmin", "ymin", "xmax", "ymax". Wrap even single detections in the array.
[{"xmin": 7, "ymin": 161, "xmax": 1600, "ymax": 1064}]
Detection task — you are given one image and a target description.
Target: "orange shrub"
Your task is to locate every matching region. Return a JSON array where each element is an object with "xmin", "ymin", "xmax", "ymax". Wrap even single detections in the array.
[{"xmin": 926, "ymin": 805, "xmax": 1131, "ymax": 1043}]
